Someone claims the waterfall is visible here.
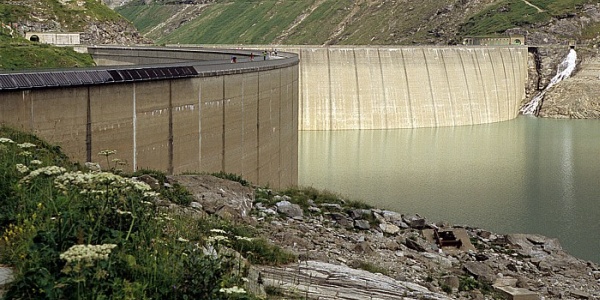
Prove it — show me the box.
[520,49,577,115]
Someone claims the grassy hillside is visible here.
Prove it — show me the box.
[0,32,95,71]
[118,0,600,45]
[460,0,596,35]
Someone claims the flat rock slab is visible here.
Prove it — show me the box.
[256,260,451,300]
[0,267,13,286]
[494,285,540,300]
[0,266,14,298]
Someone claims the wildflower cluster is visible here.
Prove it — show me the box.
[20,166,67,183]
[15,164,29,174]
[17,142,36,148]
[54,171,154,197]
[59,244,117,263]
[219,286,246,294]
[0,137,15,143]
[98,149,117,156]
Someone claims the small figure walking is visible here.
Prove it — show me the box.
[250,52,254,61]
[262,50,267,60]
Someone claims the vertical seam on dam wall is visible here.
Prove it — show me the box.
[473,51,491,121]
[508,49,520,113]
[400,49,414,127]
[458,50,475,124]
[198,84,202,170]
[133,83,137,171]
[327,49,333,130]
[86,87,92,162]
[222,76,226,171]
[168,81,174,175]
[353,49,361,129]
[256,71,261,185]
[27,91,33,130]
[439,50,456,126]
[499,50,511,119]
[377,49,388,128]
[422,48,439,126]
[488,51,501,119]
[278,68,283,188]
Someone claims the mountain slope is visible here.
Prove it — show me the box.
[117,0,600,45]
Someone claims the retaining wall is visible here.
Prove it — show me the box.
[0,47,299,189]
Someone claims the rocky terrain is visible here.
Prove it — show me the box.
[6,0,150,45]
[170,175,600,300]
[537,47,600,118]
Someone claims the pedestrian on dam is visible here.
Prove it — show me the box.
[250,52,254,61]
[263,50,267,60]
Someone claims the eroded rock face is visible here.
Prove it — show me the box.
[528,47,600,119]
[168,175,254,222]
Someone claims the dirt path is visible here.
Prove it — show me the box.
[521,0,544,13]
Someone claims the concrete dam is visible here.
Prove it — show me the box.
[0,47,299,189]
[286,46,528,130]
[0,45,528,188]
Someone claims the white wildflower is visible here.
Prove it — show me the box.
[209,229,227,234]
[59,244,117,263]
[177,237,189,242]
[0,137,14,143]
[207,235,228,243]
[115,209,132,216]
[19,151,32,157]
[17,142,36,148]
[16,164,29,174]
[98,149,117,156]
[235,236,253,242]
[143,191,160,198]
[219,286,246,294]
[30,160,42,165]
[20,166,67,183]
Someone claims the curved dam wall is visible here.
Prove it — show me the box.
[0,47,299,189]
[285,46,529,130]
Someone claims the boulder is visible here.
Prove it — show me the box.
[354,219,371,230]
[379,223,400,235]
[463,262,496,283]
[276,201,304,218]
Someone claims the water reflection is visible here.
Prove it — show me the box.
[299,116,600,263]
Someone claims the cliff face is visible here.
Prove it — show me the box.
[538,48,600,118]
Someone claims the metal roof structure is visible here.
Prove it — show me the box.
[0,66,198,91]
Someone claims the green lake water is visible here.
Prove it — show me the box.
[299,116,600,263]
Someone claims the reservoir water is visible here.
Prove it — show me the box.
[299,116,600,264]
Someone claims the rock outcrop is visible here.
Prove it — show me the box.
[179,177,600,299]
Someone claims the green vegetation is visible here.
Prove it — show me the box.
[155,0,315,44]
[0,126,294,299]
[117,3,185,34]
[459,0,595,36]
[0,4,29,23]
[0,31,95,71]
[256,186,373,214]
[119,0,599,45]
[352,260,389,276]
